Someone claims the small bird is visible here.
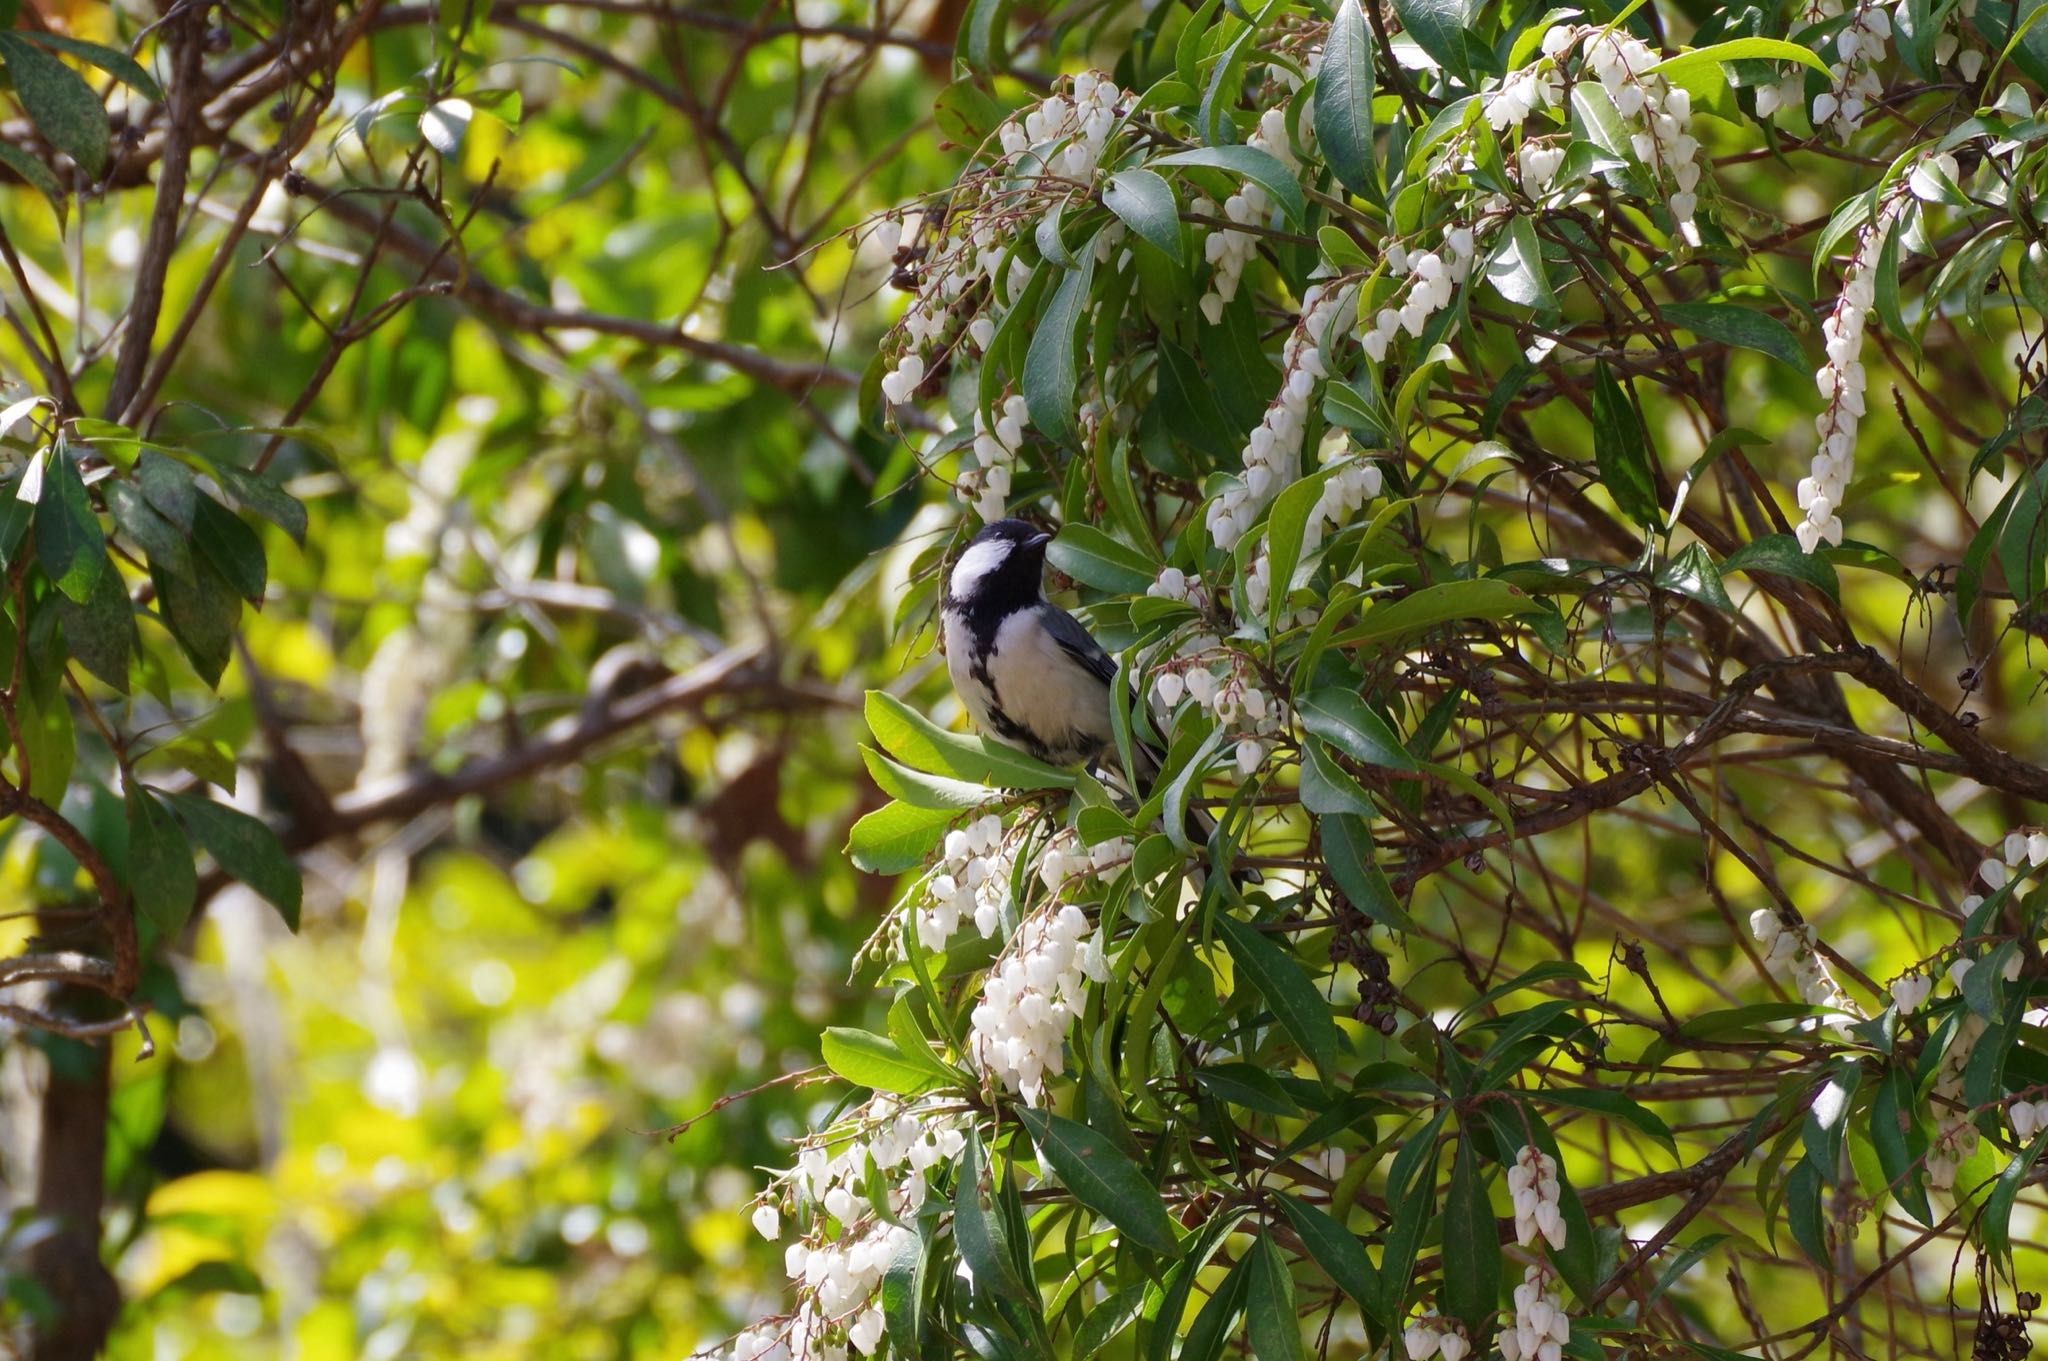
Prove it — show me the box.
[940,518,1118,769]
[939,519,1259,879]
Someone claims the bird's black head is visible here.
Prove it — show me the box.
[944,518,1052,615]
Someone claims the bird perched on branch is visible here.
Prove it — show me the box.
[939,518,1256,878]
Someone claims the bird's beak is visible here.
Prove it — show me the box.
[1027,532,1053,549]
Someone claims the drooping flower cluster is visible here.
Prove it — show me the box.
[1499,1264,1572,1361]
[1797,187,1908,551]
[1199,103,1313,325]
[1157,645,1287,778]
[1889,970,1933,1014]
[969,902,1110,1101]
[1146,565,1215,613]
[2009,1094,2048,1140]
[1748,908,1857,1013]
[879,72,1128,412]
[1508,1145,1566,1250]
[1566,26,1707,232]
[1038,833,1133,891]
[1484,60,1563,130]
[1209,281,1358,548]
[997,70,1125,180]
[914,814,1014,953]
[1403,1311,1472,1361]
[740,1097,971,1360]
[1362,230,1475,362]
[1809,0,1893,136]
[958,394,1028,522]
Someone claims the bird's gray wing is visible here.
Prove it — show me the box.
[1037,604,1118,686]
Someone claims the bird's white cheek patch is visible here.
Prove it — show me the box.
[950,539,1012,598]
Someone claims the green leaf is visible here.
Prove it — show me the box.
[1486,216,1557,312]
[1658,302,1805,371]
[880,1227,930,1351]
[127,785,196,938]
[860,745,996,811]
[1263,465,1344,631]
[1541,1088,1678,1154]
[1017,1107,1180,1255]
[35,447,104,604]
[1194,1061,1303,1116]
[1075,1283,1148,1357]
[1392,0,1474,79]
[1103,169,1183,265]
[1151,146,1307,227]
[934,77,1003,146]
[419,97,473,156]
[819,1027,948,1095]
[1245,1235,1305,1361]
[1341,579,1543,646]
[1654,541,1735,611]
[136,735,237,792]
[1870,1065,1933,1227]
[1274,1193,1383,1327]
[200,459,308,546]
[1299,735,1377,817]
[1591,361,1659,528]
[1214,911,1343,1080]
[864,691,1076,790]
[137,452,198,531]
[19,32,163,103]
[0,33,109,178]
[845,799,951,874]
[55,557,132,692]
[0,141,65,222]
[1297,688,1418,770]
[1441,1134,1502,1334]
[150,555,239,689]
[1322,813,1417,931]
[106,480,192,581]
[163,791,302,930]
[192,495,266,603]
[1721,533,1842,599]
[1158,342,1241,462]
[955,1129,1036,1305]
[1314,0,1377,198]
[1647,37,1835,77]
[1023,246,1098,446]
[1783,1156,1826,1265]
[1048,523,1155,594]
[1984,1126,2048,1265]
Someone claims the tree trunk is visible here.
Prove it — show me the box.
[29,1037,116,1361]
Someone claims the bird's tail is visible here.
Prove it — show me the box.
[1118,740,1263,885]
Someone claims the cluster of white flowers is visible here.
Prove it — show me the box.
[1403,1312,1471,1361]
[1797,186,1909,551]
[1146,565,1214,613]
[1485,60,1563,130]
[1308,459,1386,551]
[1933,30,1987,83]
[969,902,1110,1102]
[1747,909,1856,1012]
[1199,80,1316,324]
[740,1098,971,1360]
[1811,2,1893,136]
[1362,230,1475,362]
[1566,26,1706,233]
[1038,833,1133,891]
[1508,1145,1566,1250]
[958,394,1028,522]
[1499,1264,1572,1361]
[1209,281,1357,548]
[1889,970,1933,1014]
[1516,139,1568,199]
[1156,648,1286,777]
[880,72,1128,415]
[914,814,1014,953]
[997,71,1125,180]
[2009,1094,2048,1140]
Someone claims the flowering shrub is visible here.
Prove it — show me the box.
[739,0,2048,1355]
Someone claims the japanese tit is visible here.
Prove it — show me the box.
[938,518,1257,878]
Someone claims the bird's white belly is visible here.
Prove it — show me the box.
[984,610,1113,759]
[943,612,1002,732]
